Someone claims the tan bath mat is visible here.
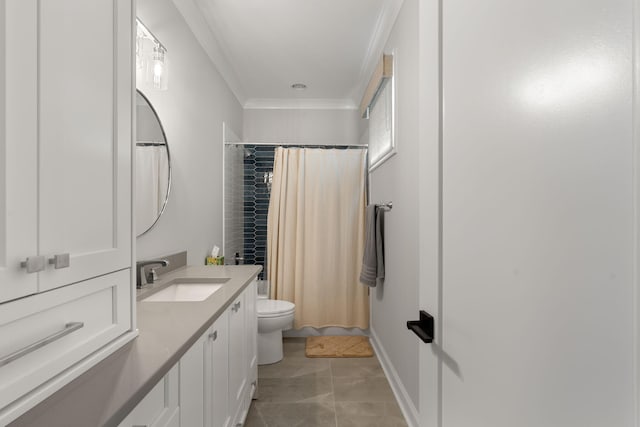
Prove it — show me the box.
[305,336,374,358]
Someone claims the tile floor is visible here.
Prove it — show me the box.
[245,338,408,427]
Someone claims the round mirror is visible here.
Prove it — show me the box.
[136,90,171,236]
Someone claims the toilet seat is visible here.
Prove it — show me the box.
[257,299,295,318]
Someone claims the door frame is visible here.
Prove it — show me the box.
[417,0,442,426]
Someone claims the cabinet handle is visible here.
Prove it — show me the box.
[0,322,84,367]
[20,256,45,274]
[48,253,70,269]
[209,330,218,341]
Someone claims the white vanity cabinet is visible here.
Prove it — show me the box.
[241,280,258,422]
[178,280,257,427]
[180,313,230,427]
[228,292,247,424]
[179,331,207,427]
[208,313,231,427]
[0,0,134,423]
[118,364,180,427]
[229,280,258,426]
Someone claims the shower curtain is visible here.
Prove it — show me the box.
[136,145,169,232]
[267,147,369,329]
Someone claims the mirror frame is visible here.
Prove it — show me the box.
[136,89,172,237]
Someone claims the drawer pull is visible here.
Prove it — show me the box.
[0,322,84,367]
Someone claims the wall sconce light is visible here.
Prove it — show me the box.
[136,18,168,91]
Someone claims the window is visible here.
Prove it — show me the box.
[361,53,396,171]
[368,76,395,171]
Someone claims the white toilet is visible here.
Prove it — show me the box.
[256,295,295,365]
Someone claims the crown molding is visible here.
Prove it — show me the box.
[172,0,401,111]
[351,0,404,103]
[243,98,358,110]
[171,0,247,105]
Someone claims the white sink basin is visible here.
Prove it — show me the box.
[143,281,227,302]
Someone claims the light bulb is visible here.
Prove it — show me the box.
[151,45,167,90]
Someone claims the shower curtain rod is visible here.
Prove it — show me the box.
[224,141,367,149]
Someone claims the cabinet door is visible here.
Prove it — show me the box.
[0,1,38,302]
[227,294,246,425]
[208,313,230,427]
[0,0,132,301]
[180,331,207,427]
[118,364,180,427]
[37,0,132,292]
[244,281,257,396]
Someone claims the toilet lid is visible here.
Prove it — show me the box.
[257,299,295,316]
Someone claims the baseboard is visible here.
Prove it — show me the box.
[370,328,419,427]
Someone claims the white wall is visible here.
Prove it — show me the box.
[136,0,243,264]
[368,0,420,414]
[243,108,360,145]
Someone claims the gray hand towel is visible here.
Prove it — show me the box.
[360,204,385,287]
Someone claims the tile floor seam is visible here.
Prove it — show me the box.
[246,338,408,427]
[329,360,338,427]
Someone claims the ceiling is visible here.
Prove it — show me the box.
[173,0,403,109]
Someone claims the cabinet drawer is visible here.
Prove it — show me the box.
[0,269,131,411]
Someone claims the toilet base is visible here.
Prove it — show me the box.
[258,329,284,365]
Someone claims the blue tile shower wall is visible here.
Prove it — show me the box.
[243,145,275,280]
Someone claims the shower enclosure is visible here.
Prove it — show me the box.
[224,143,275,280]
[224,137,364,282]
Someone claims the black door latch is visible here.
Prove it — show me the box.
[407,310,434,343]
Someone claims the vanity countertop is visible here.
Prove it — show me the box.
[10,264,262,427]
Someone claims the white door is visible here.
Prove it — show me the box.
[180,331,206,427]
[419,0,637,425]
[38,0,131,291]
[228,293,246,422]
[244,280,257,389]
[0,0,131,301]
[0,1,38,303]
[209,313,230,427]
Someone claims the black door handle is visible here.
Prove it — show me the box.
[407,310,434,343]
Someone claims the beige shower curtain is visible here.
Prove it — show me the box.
[267,147,369,329]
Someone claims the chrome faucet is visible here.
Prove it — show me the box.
[136,259,169,288]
